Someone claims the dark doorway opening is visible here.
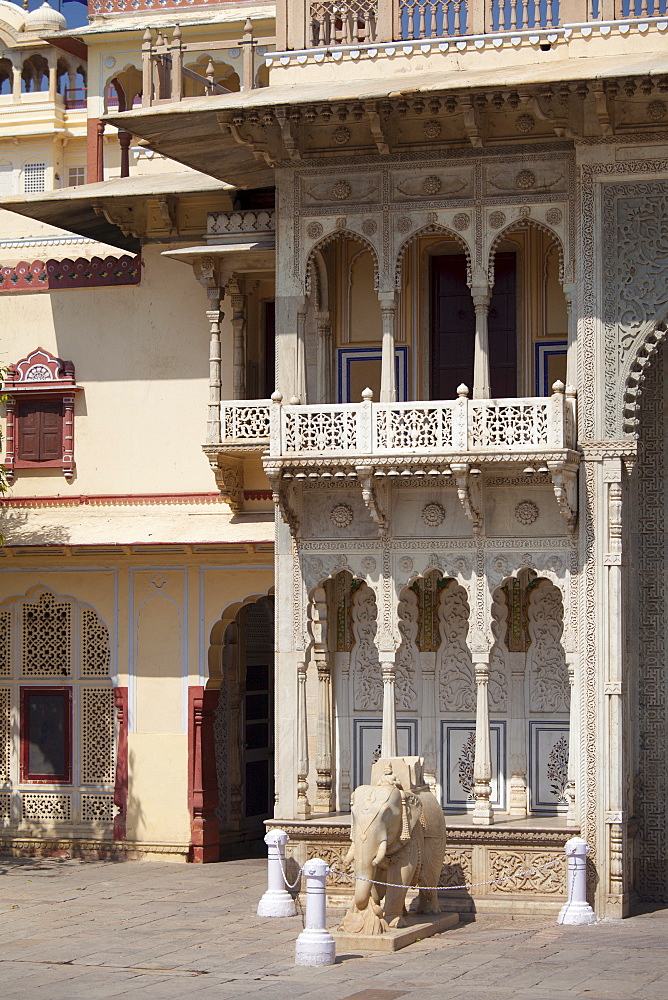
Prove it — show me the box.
[430,251,517,399]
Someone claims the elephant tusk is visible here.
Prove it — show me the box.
[372,840,387,867]
[343,844,354,867]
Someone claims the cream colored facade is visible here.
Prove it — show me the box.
[0,2,276,862]
[1,0,668,923]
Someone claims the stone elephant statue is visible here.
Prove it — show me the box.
[338,757,446,935]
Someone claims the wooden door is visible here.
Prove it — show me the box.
[431,254,475,400]
[430,252,517,399]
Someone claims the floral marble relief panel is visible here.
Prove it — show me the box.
[351,584,381,711]
[436,580,474,713]
[527,580,569,714]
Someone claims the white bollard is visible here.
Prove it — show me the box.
[294,857,336,967]
[257,829,298,917]
[557,836,596,925]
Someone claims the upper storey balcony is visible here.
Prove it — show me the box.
[272,0,668,84]
[215,385,578,532]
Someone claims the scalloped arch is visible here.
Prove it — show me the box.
[487,217,565,286]
[207,588,274,686]
[305,229,379,295]
[306,565,366,605]
[395,224,472,290]
[621,314,668,437]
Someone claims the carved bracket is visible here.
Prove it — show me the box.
[274,108,302,162]
[355,464,386,535]
[365,103,390,156]
[450,462,482,534]
[206,452,243,512]
[547,461,578,531]
[219,112,275,166]
[265,464,299,536]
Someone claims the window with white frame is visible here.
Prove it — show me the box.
[67,166,85,187]
[23,162,45,194]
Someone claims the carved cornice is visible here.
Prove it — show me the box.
[264,450,581,476]
[268,819,575,847]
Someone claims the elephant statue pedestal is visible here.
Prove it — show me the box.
[335,756,458,950]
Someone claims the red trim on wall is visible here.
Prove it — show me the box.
[20,686,72,784]
[113,687,128,841]
[188,686,220,863]
[0,492,224,508]
[244,490,273,500]
[0,256,141,293]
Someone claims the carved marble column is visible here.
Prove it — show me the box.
[296,659,311,819]
[472,656,494,825]
[229,276,247,400]
[315,310,333,404]
[378,291,397,403]
[565,658,578,826]
[312,587,334,811]
[380,658,397,758]
[508,652,528,817]
[471,287,491,399]
[206,300,223,444]
[603,458,629,916]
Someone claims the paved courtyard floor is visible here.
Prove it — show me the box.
[0,854,666,1000]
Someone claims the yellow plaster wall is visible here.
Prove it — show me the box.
[0,243,218,497]
[126,732,190,845]
[0,555,274,849]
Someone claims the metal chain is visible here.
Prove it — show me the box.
[327,855,563,892]
[277,853,304,890]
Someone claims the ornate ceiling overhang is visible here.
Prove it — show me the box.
[106,50,668,178]
[0,172,235,252]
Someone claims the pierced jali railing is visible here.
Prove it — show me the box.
[310,0,379,46]
[263,383,575,458]
[222,400,272,444]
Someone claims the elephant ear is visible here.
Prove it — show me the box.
[400,791,423,843]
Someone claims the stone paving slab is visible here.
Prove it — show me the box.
[1,855,667,999]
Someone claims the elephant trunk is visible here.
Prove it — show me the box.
[354,859,375,911]
[372,839,387,867]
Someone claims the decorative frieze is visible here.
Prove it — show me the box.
[0,256,141,293]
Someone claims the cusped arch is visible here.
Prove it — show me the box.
[401,567,473,615]
[306,565,366,606]
[305,229,379,295]
[395,224,473,290]
[487,217,565,286]
[207,587,274,686]
[621,314,667,437]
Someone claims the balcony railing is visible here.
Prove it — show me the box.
[220,383,576,458]
[283,0,667,49]
[208,210,276,238]
[222,400,272,446]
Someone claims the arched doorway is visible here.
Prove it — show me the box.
[212,594,275,850]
